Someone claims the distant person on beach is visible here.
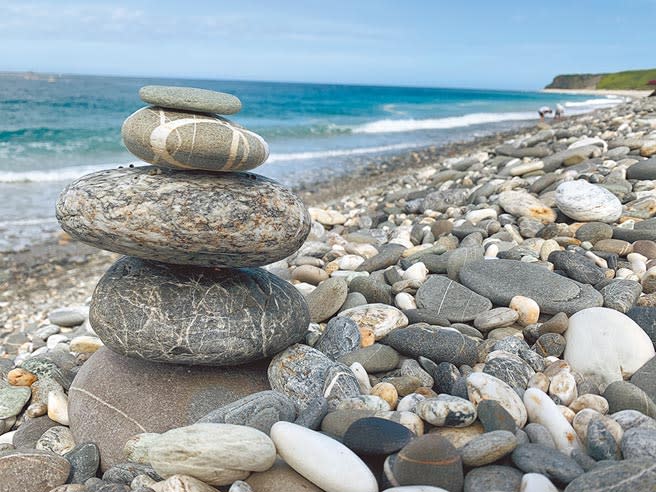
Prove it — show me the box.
[555,103,565,120]
[538,106,552,121]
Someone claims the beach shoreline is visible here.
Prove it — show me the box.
[542,88,653,98]
[0,99,639,338]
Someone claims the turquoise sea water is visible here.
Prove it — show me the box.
[0,73,625,251]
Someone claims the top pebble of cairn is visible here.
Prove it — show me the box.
[139,85,242,114]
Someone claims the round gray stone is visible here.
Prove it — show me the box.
[548,251,606,285]
[122,107,267,171]
[461,430,518,467]
[415,275,492,322]
[314,317,360,360]
[477,399,518,433]
[483,356,534,391]
[459,259,603,315]
[64,443,100,484]
[587,418,621,461]
[565,458,656,492]
[68,348,270,471]
[306,277,348,323]
[337,343,401,373]
[90,257,309,366]
[56,168,310,267]
[196,390,296,434]
[0,449,70,492]
[621,427,656,459]
[383,325,479,366]
[463,465,523,492]
[138,85,242,114]
[603,381,656,418]
[511,443,584,485]
[627,158,656,180]
[524,423,556,448]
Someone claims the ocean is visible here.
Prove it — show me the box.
[0,72,625,252]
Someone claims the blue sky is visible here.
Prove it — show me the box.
[0,0,653,89]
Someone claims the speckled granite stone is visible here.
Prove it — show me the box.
[89,257,309,365]
[122,106,266,171]
[56,168,311,267]
[138,86,242,114]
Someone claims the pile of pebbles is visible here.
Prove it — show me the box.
[2,94,656,492]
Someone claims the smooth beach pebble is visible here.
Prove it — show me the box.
[90,257,309,366]
[56,168,310,267]
[342,417,415,455]
[460,430,518,466]
[270,422,378,492]
[466,372,527,428]
[138,85,242,114]
[523,388,581,454]
[415,395,477,427]
[337,303,408,340]
[555,180,623,223]
[509,295,540,326]
[122,106,267,171]
[148,423,276,486]
[0,450,71,492]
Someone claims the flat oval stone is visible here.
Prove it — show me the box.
[565,458,656,492]
[122,107,267,171]
[90,257,309,365]
[138,85,242,114]
[196,390,296,434]
[68,348,270,471]
[148,423,276,486]
[511,443,584,485]
[393,434,463,490]
[459,259,603,315]
[56,168,310,267]
[270,422,378,492]
[466,372,527,428]
[415,395,477,427]
[460,430,518,467]
[415,275,492,322]
[0,449,70,492]
[555,180,622,223]
[343,417,414,455]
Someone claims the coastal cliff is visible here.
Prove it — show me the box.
[546,68,656,90]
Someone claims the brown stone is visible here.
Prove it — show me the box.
[594,239,633,256]
[7,368,37,386]
[633,240,656,259]
[68,348,269,471]
[246,458,323,491]
[0,450,70,492]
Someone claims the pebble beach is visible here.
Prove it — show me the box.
[2,89,656,492]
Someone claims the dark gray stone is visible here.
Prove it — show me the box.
[314,317,360,360]
[102,463,160,484]
[138,85,242,114]
[322,363,362,410]
[356,244,406,273]
[415,275,492,322]
[447,246,484,280]
[459,259,603,315]
[122,106,267,171]
[349,276,393,305]
[196,390,295,433]
[68,348,270,471]
[268,344,337,412]
[621,427,656,459]
[626,307,656,345]
[483,357,534,391]
[548,251,606,285]
[0,449,70,492]
[403,309,451,326]
[427,360,460,394]
[575,222,613,244]
[512,443,584,484]
[533,333,567,358]
[565,458,656,492]
[463,465,523,492]
[343,417,414,455]
[627,157,656,180]
[420,188,470,213]
[65,443,100,484]
[630,357,656,403]
[90,257,309,366]
[294,396,329,430]
[525,423,556,448]
[477,399,518,432]
[56,168,310,267]
[47,307,87,327]
[603,381,656,418]
[599,279,642,313]
[12,416,58,449]
[337,344,400,373]
[587,418,621,461]
[493,337,530,355]
[518,348,546,372]
[383,325,479,366]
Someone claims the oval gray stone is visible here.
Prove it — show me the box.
[314,317,360,360]
[464,465,523,492]
[0,449,70,492]
[68,348,270,471]
[56,168,310,267]
[461,430,518,467]
[196,390,296,434]
[416,275,492,322]
[459,259,603,315]
[565,458,656,492]
[621,427,656,459]
[122,107,267,171]
[511,443,584,484]
[383,325,479,366]
[90,257,309,365]
[138,85,242,114]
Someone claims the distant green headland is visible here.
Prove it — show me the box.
[546,68,656,90]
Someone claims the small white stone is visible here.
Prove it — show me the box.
[467,373,527,428]
[523,388,581,454]
[415,395,477,427]
[564,307,656,390]
[337,303,408,340]
[349,363,372,394]
[46,334,69,350]
[403,262,428,283]
[308,207,347,226]
[520,473,559,492]
[397,393,426,413]
[336,255,365,271]
[466,208,497,224]
[484,243,499,258]
[336,395,391,412]
[549,370,578,406]
[527,373,550,393]
[473,308,519,332]
[47,390,69,426]
[569,394,609,415]
[69,335,103,353]
[295,282,316,295]
[271,422,378,492]
[555,180,622,223]
[229,480,253,492]
[35,426,75,455]
[394,293,416,311]
[498,190,557,222]
[0,430,16,444]
[509,296,540,326]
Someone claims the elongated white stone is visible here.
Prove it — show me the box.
[523,388,581,454]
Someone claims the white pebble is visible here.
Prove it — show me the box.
[395,293,416,310]
[47,390,69,426]
[548,370,578,406]
[403,262,428,283]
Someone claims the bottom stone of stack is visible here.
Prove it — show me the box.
[67,347,270,471]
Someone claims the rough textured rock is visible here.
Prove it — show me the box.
[68,348,270,471]
[459,259,603,315]
[565,458,656,492]
[415,275,492,322]
[122,106,267,171]
[0,449,70,492]
[90,257,309,365]
[511,443,584,485]
[138,85,242,114]
[383,325,479,366]
[56,168,310,267]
